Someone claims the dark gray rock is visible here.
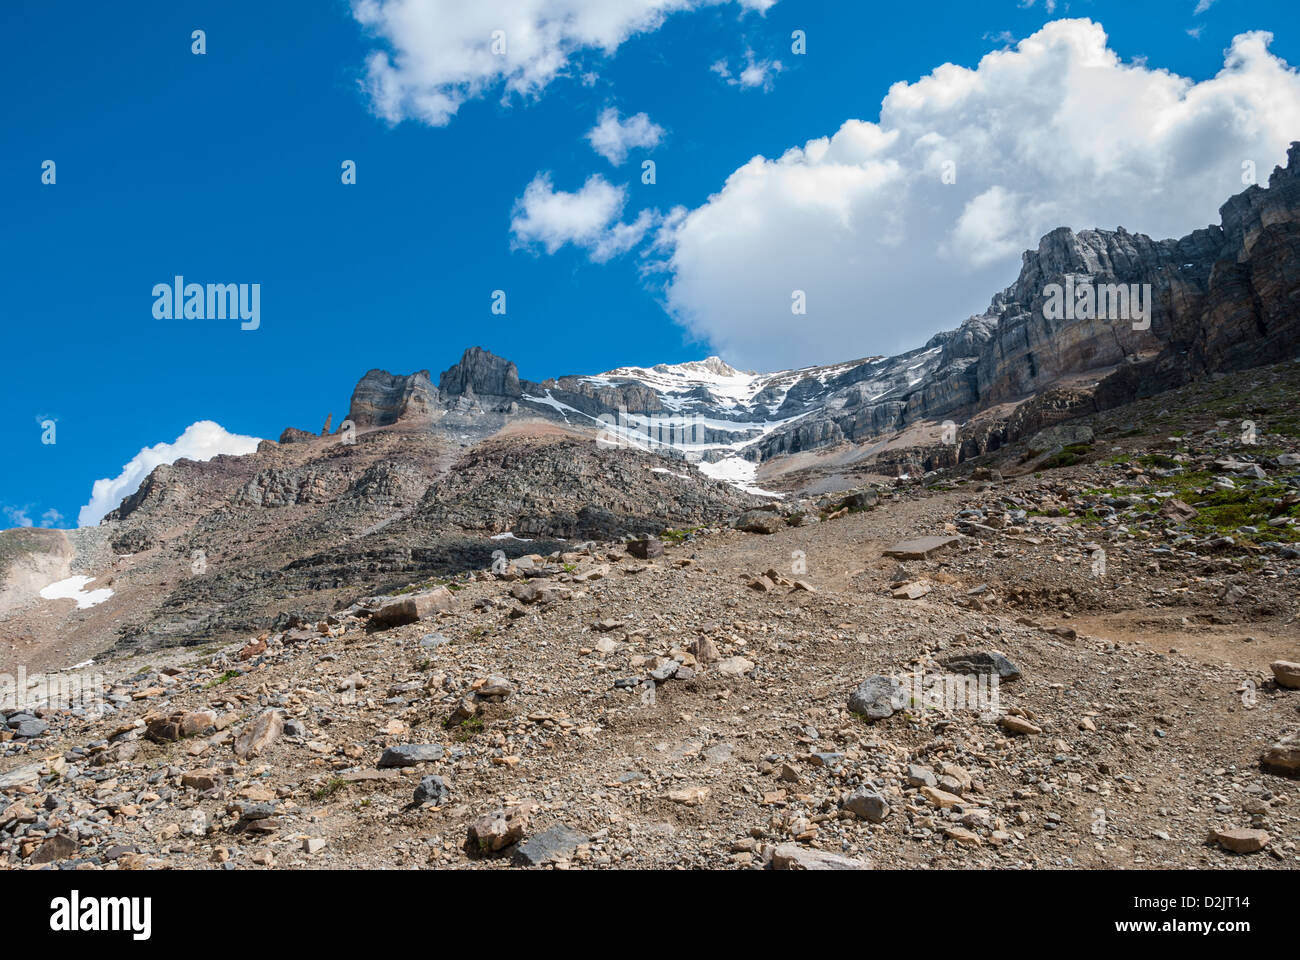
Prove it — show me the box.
[413,775,450,806]
[938,651,1022,681]
[847,674,904,721]
[513,825,587,866]
[379,744,445,768]
[12,719,49,738]
[627,538,664,559]
[843,787,891,822]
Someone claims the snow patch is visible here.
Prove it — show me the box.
[697,457,784,498]
[39,576,114,609]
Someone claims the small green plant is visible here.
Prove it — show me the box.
[204,670,239,688]
[446,715,484,741]
[312,778,347,801]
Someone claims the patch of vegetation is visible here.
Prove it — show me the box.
[1041,443,1094,469]
[1184,484,1300,543]
[312,778,347,801]
[661,527,701,545]
[204,670,239,688]
[447,715,485,741]
[1135,453,1179,470]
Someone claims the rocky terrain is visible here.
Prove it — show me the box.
[1,353,1298,870]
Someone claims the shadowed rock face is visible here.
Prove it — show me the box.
[438,345,522,404]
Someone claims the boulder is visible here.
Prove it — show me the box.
[370,587,453,627]
[847,675,903,722]
[939,651,1022,681]
[735,510,784,534]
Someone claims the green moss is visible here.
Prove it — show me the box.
[1042,443,1093,469]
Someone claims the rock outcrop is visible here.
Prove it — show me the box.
[347,369,438,427]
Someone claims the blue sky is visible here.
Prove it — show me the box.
[2,0,1299,530]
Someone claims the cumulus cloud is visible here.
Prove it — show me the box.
[656,20,1300,370]
[78,421,261,528]
[510,173,658,261]
[351,0,777,126]
[586,107,664,164]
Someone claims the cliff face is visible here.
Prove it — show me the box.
[347,369,438,427]
[437,345,522,404]
[754,142,1300,463]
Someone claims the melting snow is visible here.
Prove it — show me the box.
[697,458,783,498]
[39,576,114,609]
[489,532,532,542]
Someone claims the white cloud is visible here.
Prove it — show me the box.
[711,50,784,90]
[78,421,261,527]
[3,506,32,529]
[510,173,657,261]
[1194,0,1218,15]
[1,505,65,530]
[655,20,1300,370]
[351,0,777,126]
[586,107,664,164]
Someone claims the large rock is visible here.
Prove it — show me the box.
[842,787,891,823]
[146,710,217,743]
[1270,661,1300,689]
[370,588,453,627]
[771,843,868,870]
[513,825,587,866]
[626,538,664,560]
[378,744,445,768]
[1210,828,1269,854]
[233,710,283,759]
[413,775,451,806]
[467,804,532,853]
[938,651,1022,681]
[847,675,904,721]
[1262,736,1300,776]
[0,764,43,791]
[883,536,961,560]
[735,510,785,534]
